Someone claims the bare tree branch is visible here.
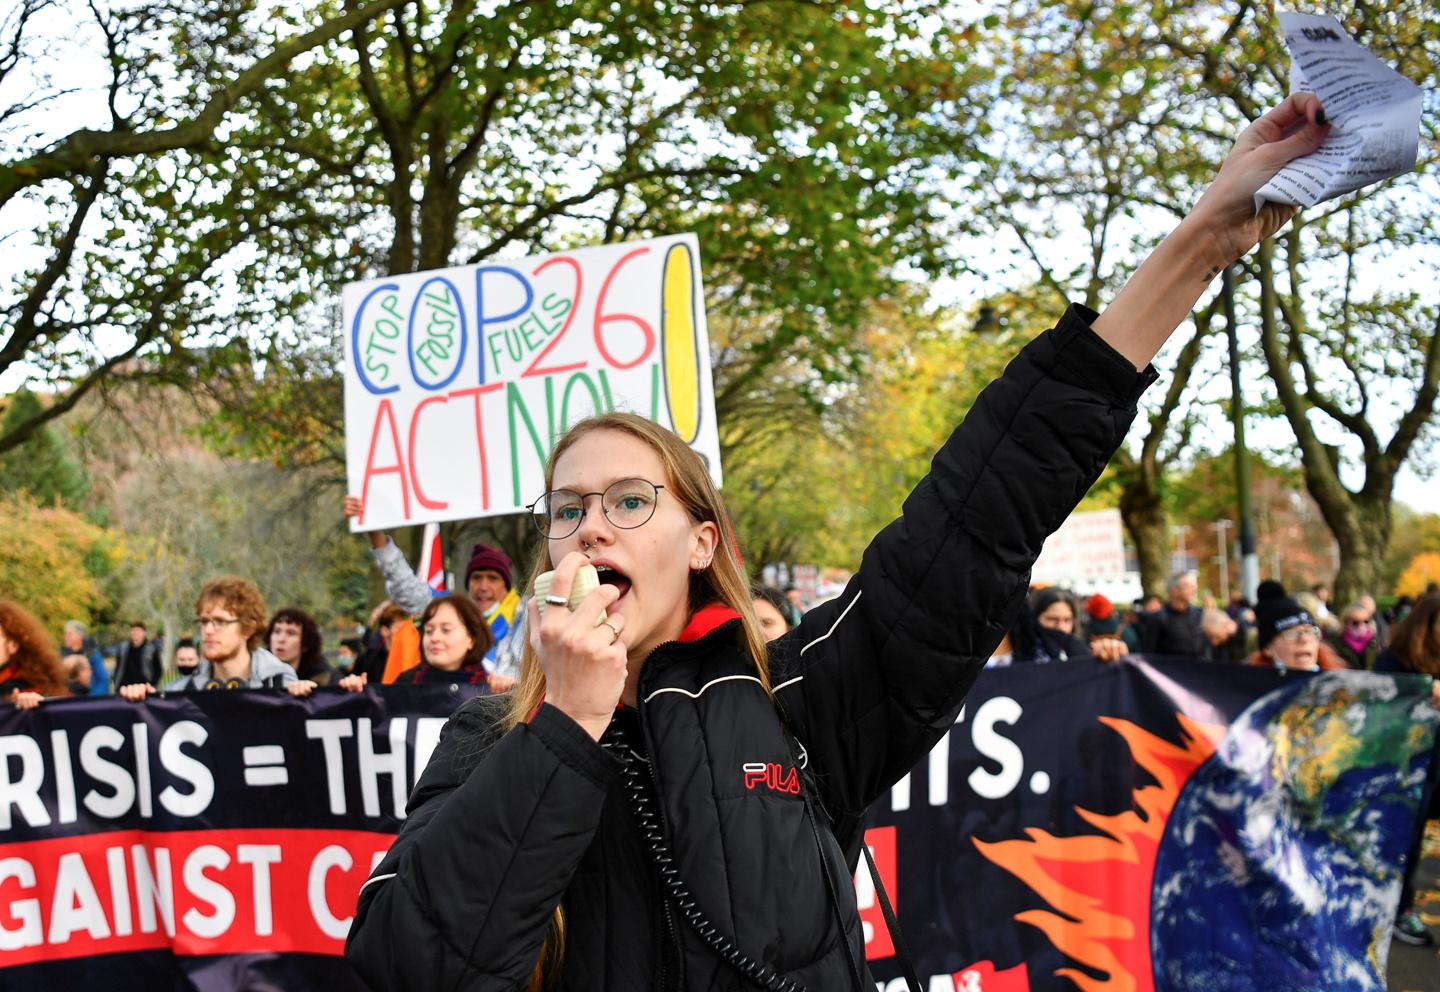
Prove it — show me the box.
[0,337,144,455]
[464,165,744,264]
[1380,308,1440,481]
[1273,289,1379,456]
[1006,220,1071,309]
[0,159,110,376]
[0,0,407,208]
[1140,297,1213,474]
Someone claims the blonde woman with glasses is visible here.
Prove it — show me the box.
[348,93,1331,992]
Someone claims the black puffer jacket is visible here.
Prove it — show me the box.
[344,306,1154,991]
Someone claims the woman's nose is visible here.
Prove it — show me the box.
[574,496,612,547]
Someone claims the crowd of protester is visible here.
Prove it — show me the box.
[978,571,1435,676]
[2,562,1432,703]
[3,540,1438,947]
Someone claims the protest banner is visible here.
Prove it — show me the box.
[0,685,480,990]
[342,234,721,532]
[0,664,1431,990]
[1030,508,1138,600]
[863,660,1437,992]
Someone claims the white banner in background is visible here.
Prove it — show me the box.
[1031,508,1129,588]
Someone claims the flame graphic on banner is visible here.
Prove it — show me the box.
[974,714,1224,992]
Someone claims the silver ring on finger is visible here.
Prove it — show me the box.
[544,594,568,607]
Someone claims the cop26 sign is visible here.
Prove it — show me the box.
[343,234,721,531]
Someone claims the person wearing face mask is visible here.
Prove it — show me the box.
[1002,589,1126,665]
[173,639,202,678]
[1008,588,1087,663]
[347,92,1333,992]
[1326,602,1380,670]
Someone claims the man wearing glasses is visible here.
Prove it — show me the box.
[118,577,297,699]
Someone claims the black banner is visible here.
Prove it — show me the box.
[0,685,481,989]
[1,660,1432,991]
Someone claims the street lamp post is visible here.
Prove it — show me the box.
[1215,518,1232,604]
[1223,266,1260,602]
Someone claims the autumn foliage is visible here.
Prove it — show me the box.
[0,495,121,636]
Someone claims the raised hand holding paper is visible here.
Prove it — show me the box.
[1255,12,1422,210]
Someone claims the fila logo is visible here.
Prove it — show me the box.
[742,762,800,795]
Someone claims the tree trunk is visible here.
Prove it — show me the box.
[1120,476,1169,598]
[1332,493,1392,605]
[1253,240,1407,610]
[160,608,182,680]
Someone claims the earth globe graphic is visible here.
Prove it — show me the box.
[1150,670,1436,992]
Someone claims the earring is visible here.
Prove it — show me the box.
[694,558,712,571]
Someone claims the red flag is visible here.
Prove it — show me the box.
[417,523,446,593]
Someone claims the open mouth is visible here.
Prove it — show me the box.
[594,563,633,602]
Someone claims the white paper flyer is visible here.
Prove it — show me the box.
[1254,12,1422,210]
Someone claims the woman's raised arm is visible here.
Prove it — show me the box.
[1093,92,1329,369]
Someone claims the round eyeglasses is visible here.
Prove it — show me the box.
[1276,624,1322,643]
[527,479,666,539]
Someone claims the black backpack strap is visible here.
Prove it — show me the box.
[861,841,923,992]
[785,729,923,992]
[799,787,868,990]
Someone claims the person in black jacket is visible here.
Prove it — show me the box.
[112,620,162,688]
[346,93,1332,991]
[1137,571,1207,657]
[1006,588,1089,663]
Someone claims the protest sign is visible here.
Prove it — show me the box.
[1255,12,1422,210]
[342,234,721,532]
[1031,509,1131,589]
[1,665,1430,990]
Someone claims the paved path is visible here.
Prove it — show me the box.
[1389,824,1440,991]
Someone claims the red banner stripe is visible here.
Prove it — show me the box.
[0,827,396,966]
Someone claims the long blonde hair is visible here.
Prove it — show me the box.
[507,412,773,989]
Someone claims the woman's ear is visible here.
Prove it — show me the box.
[691,520,720,571]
